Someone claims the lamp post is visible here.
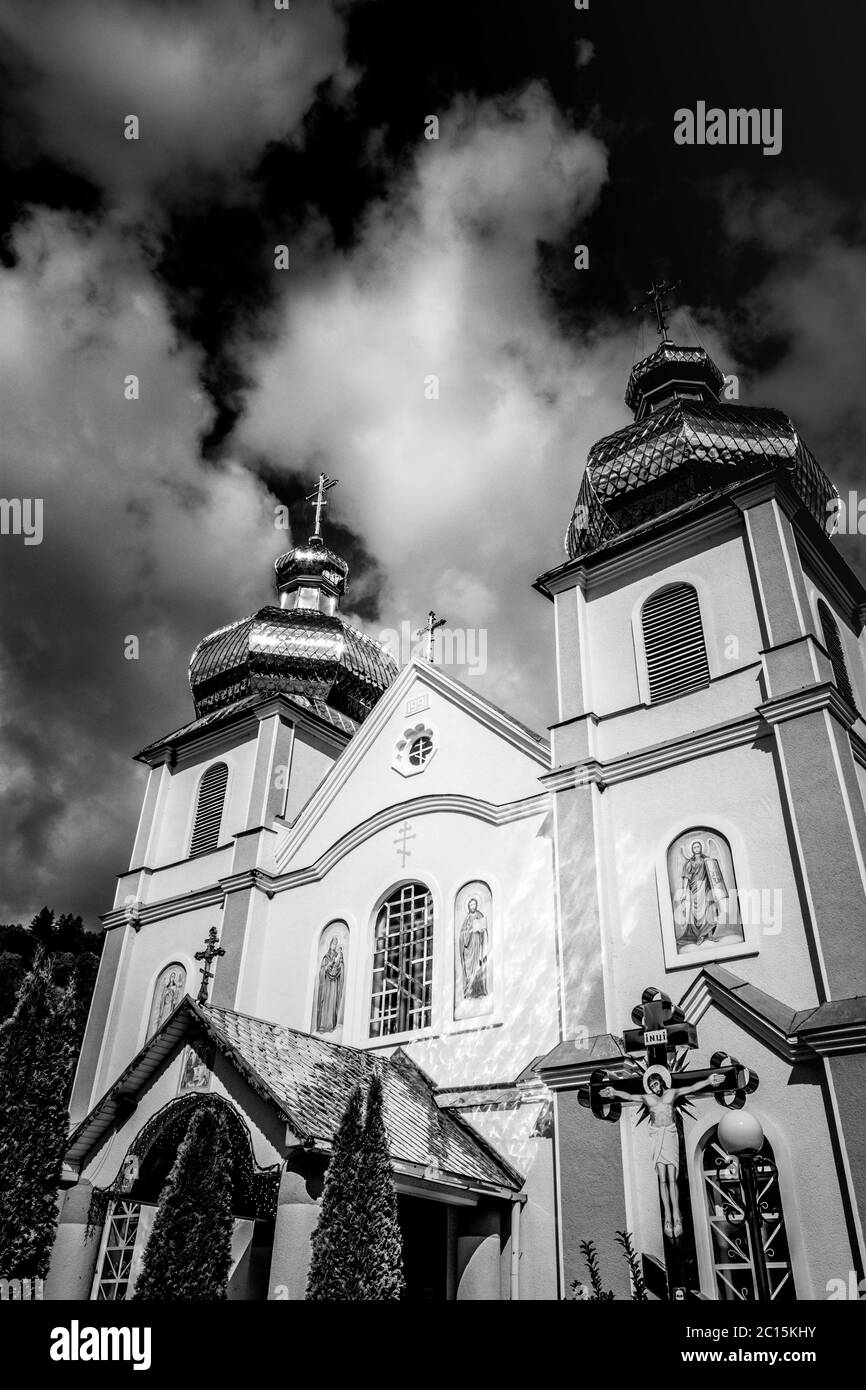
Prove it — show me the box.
[717,1109,771,1302]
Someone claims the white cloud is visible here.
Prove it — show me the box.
[0,0,353,210]
[236,84,626,721]
[0,208,282,918]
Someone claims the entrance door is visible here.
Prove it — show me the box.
[398,1196,449,1300]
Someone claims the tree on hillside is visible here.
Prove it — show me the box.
[0,907,101,1023]
[132,1104,235,1301]
[0,954,76,1278]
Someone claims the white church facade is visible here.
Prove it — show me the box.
[48,334,866,1301]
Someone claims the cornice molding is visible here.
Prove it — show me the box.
[542,713,765,792]
[101,791,551,926]
[272,790,551,885]
[757,681,857,730]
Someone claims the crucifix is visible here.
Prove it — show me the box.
[415,610,447,663]
[630,276,682,343]
[579,985,758,1297]
[306,472,338,538]
[195,926,225,1005]
[394,820,416,868]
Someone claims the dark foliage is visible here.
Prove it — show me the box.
[0,953,84,1278]
[132,1104,234,1301]
[306,1074,405,1300]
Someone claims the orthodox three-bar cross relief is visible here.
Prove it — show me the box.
[579,986,758,1291]
[415,609,447,663]
[306,471,338,538]
[194,926,225,1004]
[630,276,683,343]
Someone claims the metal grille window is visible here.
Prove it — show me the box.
[409,734,433,767]
[189,762,228,856]
[370,883,434,1038]
[641,582,710,703]
[818,601,856,708]
[94,1201,145,1300]
[701,1130,795,1302]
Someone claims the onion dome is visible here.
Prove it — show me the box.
[566,341,836,559]
[189,533,397,724]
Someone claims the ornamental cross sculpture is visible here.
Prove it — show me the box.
[415,610,447,663]
[630,276,682,343]
[195,926,225,1005]
[306,472,338,538]
[578,985,758,1267]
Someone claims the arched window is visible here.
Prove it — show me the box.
[700,1126,795,1301]
[189,762,228,856]
[818,600,855,707]
[641,582,710,703]
[370,883,434,1038]
[146,962,186,1037]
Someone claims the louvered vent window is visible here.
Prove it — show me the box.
[189,762,228,856]
[642,583,710,703]
[818,601,856,707]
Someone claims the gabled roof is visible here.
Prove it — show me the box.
[536,965,866,1085]
[274,656,549,871]
[135,690,357,765]
[681,965,866,1060]
[66,998,522,1193]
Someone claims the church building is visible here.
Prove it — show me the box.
[47,316,866,1301]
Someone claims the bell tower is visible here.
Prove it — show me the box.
[536,315,866,1296]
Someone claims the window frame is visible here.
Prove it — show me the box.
[639,580,711,705]
[188,761,229,858]
[369,881,435,1040]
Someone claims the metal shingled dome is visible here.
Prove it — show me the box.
[566,344,837,559]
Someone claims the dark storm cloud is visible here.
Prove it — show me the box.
[0,0,864,929]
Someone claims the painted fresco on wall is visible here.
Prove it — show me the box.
[454,880,493,1021]
[147,962,186,1037]
[311,922,349,1039]
[178,1038,214,1094]
[667,829,744,954]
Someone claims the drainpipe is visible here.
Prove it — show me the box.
[510,1200,521,1301]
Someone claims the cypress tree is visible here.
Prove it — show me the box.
[132,1103,234,1300]
[0,953,73,1278]
[356,1074,404,1300]
[306,1083,365,1300]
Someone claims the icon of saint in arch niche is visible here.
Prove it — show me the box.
[667,828,744,954]
[454,881,493,1021]
[312,922,348,1039]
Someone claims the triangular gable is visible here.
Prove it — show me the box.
[273,657,549,873]
[679,966,866,1062]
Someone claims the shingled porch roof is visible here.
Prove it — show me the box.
[65,998,523,1194]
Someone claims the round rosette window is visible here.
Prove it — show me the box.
[392,722,438,777]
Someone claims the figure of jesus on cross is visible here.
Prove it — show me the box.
[601,1064,725,1241]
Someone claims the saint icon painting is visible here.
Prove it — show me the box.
[312,922,348,1038]
[146,963,186,1038]
[454,881,492,1021]
[667,829,744,954]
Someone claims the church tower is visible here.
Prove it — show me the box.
[53,476,560,1302]
[69,489,398,1125]
[537,307,866,1300]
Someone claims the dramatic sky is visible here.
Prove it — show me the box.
[1,0,864,926]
